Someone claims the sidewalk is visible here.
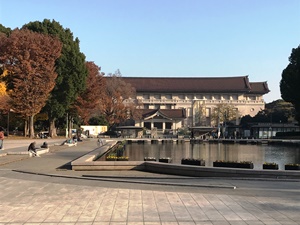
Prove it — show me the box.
[0,138,299,224]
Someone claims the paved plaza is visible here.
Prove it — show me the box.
[0,138,299,225]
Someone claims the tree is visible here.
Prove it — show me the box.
[0,68,10,111]
[280,45,300,124]
[0,24,11,36]
[88,115,108,126]
[101,70,140,130]
[0,24,11,113]
[266,99,295,123]
[73,61,105,125]
[23,19,88,137]
[0,29,62,138]
[211,103,239,126]
[240,99,295,127]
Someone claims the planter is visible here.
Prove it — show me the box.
[285,165,300,170]
[144,157,156,161]
[213,161,254,169]
[106,158,116,161]
[181,159,205,166]
[106,157,129,161]
[159,158,172,163]
[117,158,129,161]
[263,164,279,170]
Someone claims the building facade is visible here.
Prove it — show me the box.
[121,76,270,133]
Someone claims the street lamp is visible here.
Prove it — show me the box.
[7,109,9,137]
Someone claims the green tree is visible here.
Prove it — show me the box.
[280,45,300,124]
[0,24,11,36]
[23,19,88,137]
[266,99,295,123]
[240,99,295,128]
[88,115,108,126]
[0,29,62,138]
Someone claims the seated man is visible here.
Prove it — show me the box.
[28,141,40,157]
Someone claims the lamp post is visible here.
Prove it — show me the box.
[7,109,9,137]
[66,113,68,138]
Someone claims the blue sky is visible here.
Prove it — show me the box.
[1,0,299,103]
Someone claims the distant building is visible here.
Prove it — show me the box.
[105,76,269,136]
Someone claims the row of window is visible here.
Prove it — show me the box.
[139,94,258,101]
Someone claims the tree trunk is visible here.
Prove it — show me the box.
[68,117,73,139]
[29,115,35,138]
[24,118,28,137]
[49,119,57,137]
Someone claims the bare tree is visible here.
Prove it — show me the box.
[101,70,140,130]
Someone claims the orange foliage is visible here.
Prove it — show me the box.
[74,61,105,124]
[0,29,62,116]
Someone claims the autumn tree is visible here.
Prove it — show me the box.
[0,25,11,113]
[23,19,88,137]
[0,29,62,138]
[0,67,10,112]
[73,61,105,125]
[102,70,140,130]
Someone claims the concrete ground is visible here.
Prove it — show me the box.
[0,138,299,225]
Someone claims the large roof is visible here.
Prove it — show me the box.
[141,108,186,119]
[117,76,269,94]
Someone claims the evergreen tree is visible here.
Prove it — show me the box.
[280,45,300,124]
[0,24,11,36]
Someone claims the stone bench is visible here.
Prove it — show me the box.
[28,148,49,157]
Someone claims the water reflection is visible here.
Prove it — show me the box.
[125,142,300,170]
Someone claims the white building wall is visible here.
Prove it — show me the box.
[137,91,265,128]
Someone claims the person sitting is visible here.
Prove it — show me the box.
[28,141,40,157]
[40,141,48,148]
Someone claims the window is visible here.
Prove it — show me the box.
[143,94,149,99]
[195,94,202,99]
[154,94,161,100]
[178,94,185,100]
[165,94,172,99]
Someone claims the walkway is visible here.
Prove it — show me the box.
[0,138,299,224]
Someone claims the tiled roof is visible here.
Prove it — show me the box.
[249,82,270,94]
[120,76,253,93]
[141,108,186,119]
[104,76,270,94]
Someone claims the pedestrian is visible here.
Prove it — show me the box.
[0,130,4,150]
[28,141,40,157]
[97,138,104,146]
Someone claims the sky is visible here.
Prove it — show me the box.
[0,0,300,103]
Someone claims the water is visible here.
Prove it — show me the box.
[123,142,300,170]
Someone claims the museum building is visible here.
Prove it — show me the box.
[121,76,270,134]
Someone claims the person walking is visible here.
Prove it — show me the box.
[0,130,4,150]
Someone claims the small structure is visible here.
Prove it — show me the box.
[135,108,186,138]
[116,126,143,138]
[250,123,300,139]
[80,125,107,137]
[190,126,215,139]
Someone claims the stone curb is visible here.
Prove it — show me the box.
[12,169,237,189]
